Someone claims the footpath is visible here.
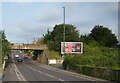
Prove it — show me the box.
[0,71,3,83]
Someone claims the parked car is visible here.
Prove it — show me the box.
[17,58,23,62]
[24,55,29,59]
[20,51,22,53]
[15,55,19,58]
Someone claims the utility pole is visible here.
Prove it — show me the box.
[63,7,65,58]
[0,31,2,67]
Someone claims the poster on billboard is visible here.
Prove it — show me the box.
[61,42,83,54]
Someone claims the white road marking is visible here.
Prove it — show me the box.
[45,74,54,78]
[25,64,44,74]
[14,68,22,81]
[38,71,43,74]
[25,61,104,82]
[24,63,64,81]
[12,53,28,82]
[35,64,105,81]
[58,79,64,81]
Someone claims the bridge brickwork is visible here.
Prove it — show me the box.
[11,44,48,50]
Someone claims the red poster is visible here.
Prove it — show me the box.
[77,46,80,50]
[68,43,72,52]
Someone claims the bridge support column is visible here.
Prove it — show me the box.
[37,51,48,65]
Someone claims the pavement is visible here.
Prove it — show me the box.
[0,72,3,82]
[2,62,20,81]
[51,65,63,69]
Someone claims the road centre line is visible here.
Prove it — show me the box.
[59,79,65,81]
[45,74,54,78]
[38,70,43,73]
[24,63,95,82]
[33,63,105,81]
[30,62,94,81]
[23,60,102,82]
[24,64,44,74]
[47,68,95,81]
[24,63,65,81]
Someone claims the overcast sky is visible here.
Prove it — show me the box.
[1,1,119,43]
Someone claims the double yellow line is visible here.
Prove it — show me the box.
[12,53,28,83]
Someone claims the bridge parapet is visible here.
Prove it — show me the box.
[11,44,48,50]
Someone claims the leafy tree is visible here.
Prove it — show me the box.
[42,29,51,44]
[89,25,118,47]
[80,34,95,45]
[118,44,120,67]
[0,31,11,62]
[23,50,34,56]
[43,24,80,51]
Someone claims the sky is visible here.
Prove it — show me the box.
[1,0,119,43]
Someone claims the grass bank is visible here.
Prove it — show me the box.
[46,50,63,60]
[63,44,119,82]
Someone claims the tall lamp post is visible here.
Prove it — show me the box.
[0,31,2,68]
[63,7,65,58]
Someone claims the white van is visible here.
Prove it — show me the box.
[15,55,19,58]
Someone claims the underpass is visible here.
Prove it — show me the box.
[11,43,48,64]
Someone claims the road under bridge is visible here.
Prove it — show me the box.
[10,43,48,64]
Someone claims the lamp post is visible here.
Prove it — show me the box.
[0,31,2,67]
[63,7,65,57]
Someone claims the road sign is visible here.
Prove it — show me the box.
[49,59,56,64]
[61,42,83,54]
[24,47,27,49]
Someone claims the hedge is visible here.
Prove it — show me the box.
[63,62,120,82]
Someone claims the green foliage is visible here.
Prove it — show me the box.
[63,43,119,68]
[32,50,39,60]
[1,31,11,62]
[43,24,80,51]
[119,45,120,67]
[63,51,119,82]
[47,51,62,59]
[66,65,120,82]
[89,25,118,47]
[80,25,118,47]
[23,50,34,56]
[80,34,95,44]
[63,37,119,81]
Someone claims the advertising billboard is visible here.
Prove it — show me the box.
[61,42,83,54]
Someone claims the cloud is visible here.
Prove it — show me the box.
[2,0,34,2]
[0,2,2,30]
[5,22,55,43]
[2,0,120,2]
[2,2,118,43]
[34,7,61,24]
[63,2,118,35]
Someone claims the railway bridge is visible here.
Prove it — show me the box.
[10,43,48,64]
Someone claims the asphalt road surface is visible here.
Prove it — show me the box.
[2,50,107,83]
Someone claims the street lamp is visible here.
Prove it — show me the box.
[0,31,2,67]
[63,7,65,58]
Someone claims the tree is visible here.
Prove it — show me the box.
[80,34,95,45]
[1,31,11,62]
[43,24,80,51]
[89,25,118,47]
